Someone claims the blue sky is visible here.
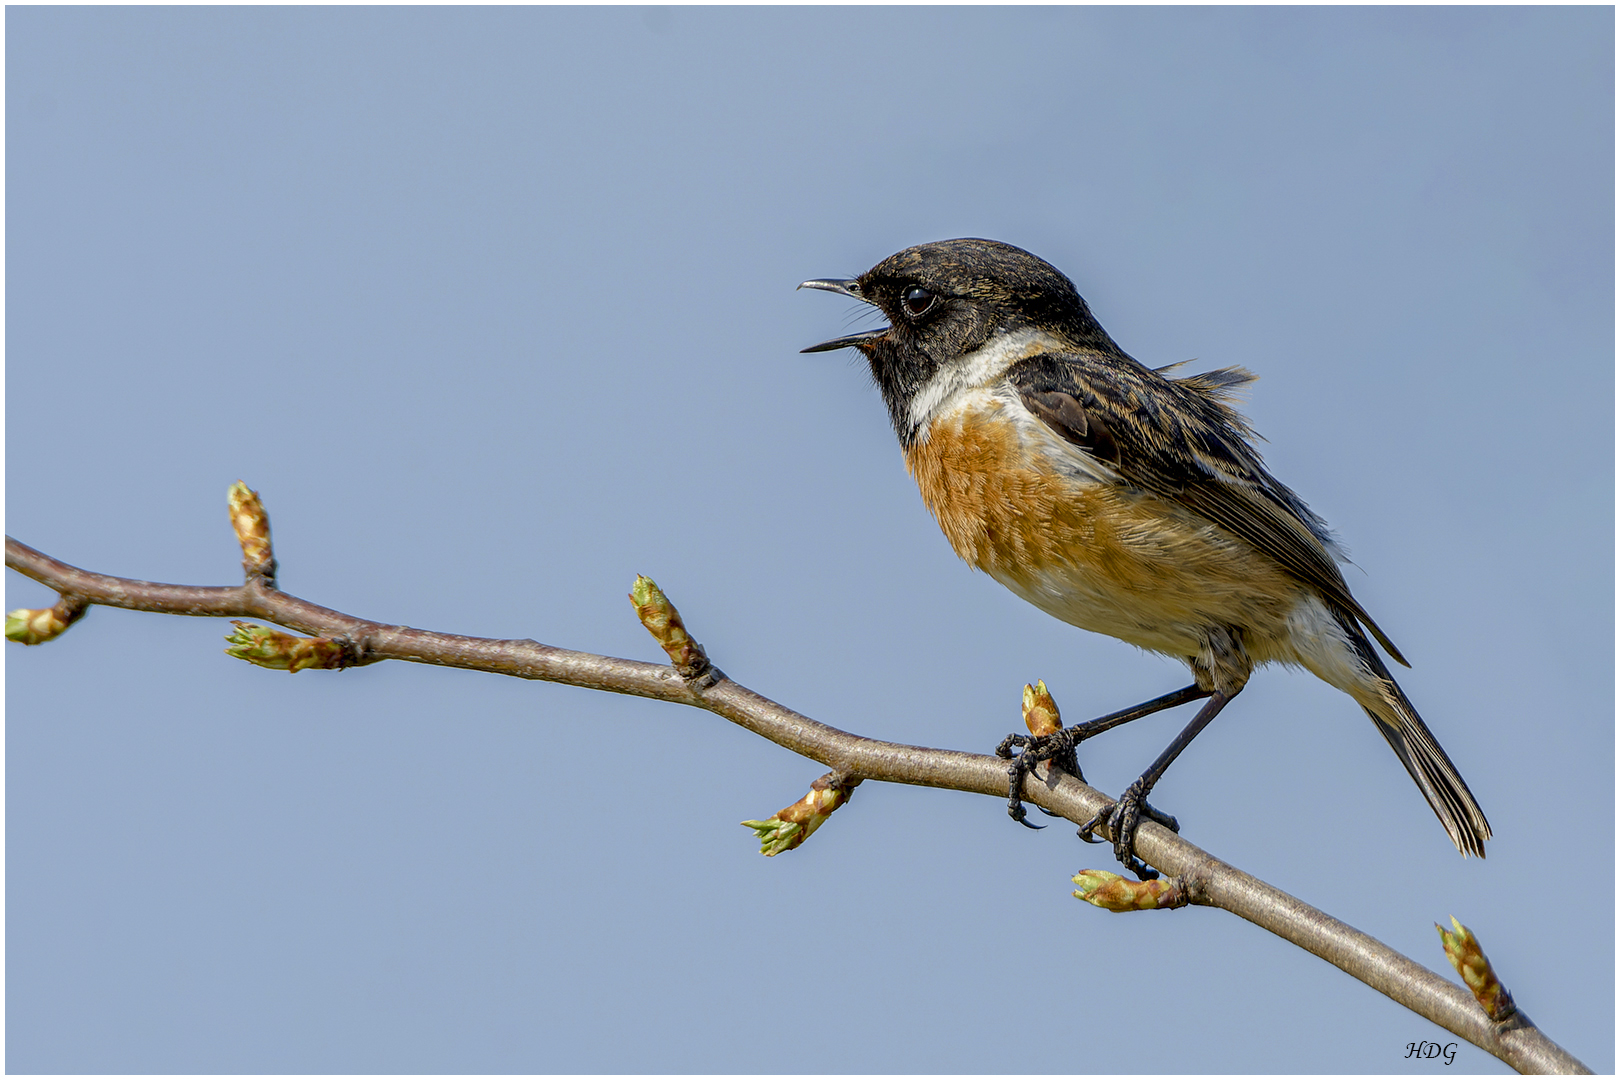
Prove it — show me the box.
[7,6,1612,1073]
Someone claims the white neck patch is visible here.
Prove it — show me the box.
[905,327,1068,438]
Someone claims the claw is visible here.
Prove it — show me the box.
[1140,802,1180,834]
[1095,782,1168,881]
[1111,791,1141,863]
[1008,803,1047,830]
[1124,856,1160,881]
[1077,806,1110,843]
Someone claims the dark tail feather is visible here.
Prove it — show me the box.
[1362,694,1492,858]
[1339,615,1491,857]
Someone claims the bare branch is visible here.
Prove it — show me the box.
[3,530,1589,1075]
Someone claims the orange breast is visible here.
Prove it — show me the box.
[904,402,1106,579]
[902,399,1304,642]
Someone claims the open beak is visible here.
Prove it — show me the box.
[797,278,888,353]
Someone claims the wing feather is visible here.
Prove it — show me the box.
[1010,352,1408,666]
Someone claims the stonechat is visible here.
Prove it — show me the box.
[801,238,1489,878]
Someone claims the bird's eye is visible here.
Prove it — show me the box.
[901,286,935,317]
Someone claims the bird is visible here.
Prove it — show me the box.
[799,238,1490,879]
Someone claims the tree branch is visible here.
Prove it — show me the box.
[3,519,1590,1074]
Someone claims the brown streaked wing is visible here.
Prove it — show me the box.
[1014,373,1409,667]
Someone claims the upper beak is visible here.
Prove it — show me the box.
[798,277,863,299]
[798,277,888,353]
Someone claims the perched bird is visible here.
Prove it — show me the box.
[800,238,1489,878]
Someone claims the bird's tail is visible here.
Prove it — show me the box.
[1339,612,1491,857]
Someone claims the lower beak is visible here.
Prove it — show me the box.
[801,327,888,353]
[798,277,888,352]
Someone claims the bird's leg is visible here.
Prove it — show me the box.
[1079,688,1237,879]
[997,684,1211,829]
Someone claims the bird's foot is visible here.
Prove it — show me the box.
[1077,780,1180,880]
[996,727,1085,830]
